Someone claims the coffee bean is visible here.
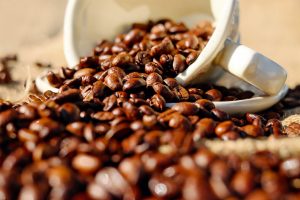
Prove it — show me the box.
[72,154,101,174]
[145,62,163,75]
[280,158,300,178]
[150,37,175,57]
[152,82,174,101]
[112,52,133,68]
[149,94,166,111]
[173,54,187,73]
[123,78,146,92]
[53,89,82,104]
[146,73,163,86]
[171,102,199,116]
[241,125,264,137]
[193,118,217,140]
[176,34,199,50]
[46,71,62,88]
[149,175,179,198]
[135,51,152,67]
[0,109,17,127]
[29,118,62,139]
[173,85,189,101]
[231,170,255,196]
[205,89,223,101]
[107,66,126,79]
[104,73,123,91]
[58,103,80,123]
[124,29,145,47]
[186,50,199,65]
[74,68,96,79]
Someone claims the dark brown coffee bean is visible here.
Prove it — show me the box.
[221,131,240,140]
[193,118,217,140]
[103,94,118,111]
[205,89,223,101]
[46,71,62,88]
[164,78,179,89]
[245,190,270,200]
[87,181,112,200]
[241,125,264,137]
[141,152,173,172]
[18,129,39,143]
[231,170,255,196]
[112,52,133,68]
[150,37,175,57]
[173,54,187,73]
[210,159,232,181]
[58,103,80,123]
[95,167,132,198]
[211,108,230,121]
[146,73,163,86]
[173,85,189,101]
[237,91,255,100]
[29,118,62,138]
[261,170,287,197]
[66,122,86,136]
[168,113,192,130]
[152,82,174,101]
[53,89,82,104]
[106,123,132,140]
[123,72,148,81]
[94,70,108,81]
[107,66,126,79]
[186,50,199,65]
[149,94,166,111]
[92,80,108,98]
[92,111,115,121]
[123,78,146,92]
[79,56,99,68]
[104,73,123,91]
[195,99,215,110]
[135,51,152,67]
[72,153,101,174]
[124,29,145,47]
[159,54,173,68]
[215,121,235,137]
[176,34,199,50]
[119,156,143,185]
[0,109,17,127]
[73,68,96,79]
[112,42,128,54]
[145,62,163,75]
[171,102,199,116]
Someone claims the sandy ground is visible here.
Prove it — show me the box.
[0,0,300,99]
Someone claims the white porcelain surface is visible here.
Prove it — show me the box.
[36,0,288,114]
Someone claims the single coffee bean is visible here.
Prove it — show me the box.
[186,50,199,65]
[164,78,179,89]
[107,66,126,79]
[171,102,199,116]
[173,85,189,101]
[29,118,63,139]
[135,51,152,67]
[104,73,123,91]
[176,34,199,50]
[215,121,235,137]
[146,73,163,86]
[123,78,146,92]
[150,37,175,57]
[231,170,255,196]
[58,103,80,123]
[46,71,62,88]
[149,94,166,111]
[72,153,101,174]
[173,54,187,73]
[145,62,163,75]
[73,68,96,79]
[148,175,179,198]
[124,29,145,47]
[152,82,174,101]
[66,122,86,136]
[0,109,17,127]
[241,125,264,137]
[205,89,223,101]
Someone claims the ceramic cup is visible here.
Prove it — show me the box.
[63,0,287,96]
[35,0,289,113]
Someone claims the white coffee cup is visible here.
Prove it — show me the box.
[35,0,288,113]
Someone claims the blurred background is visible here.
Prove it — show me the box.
[0,0,299,99]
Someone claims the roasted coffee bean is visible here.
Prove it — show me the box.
[104,73,123,91]
[18,129,39,143]
[241,125,264,137]
[215,121,235,137]
[123,78,146,92]
[73,68,96,79]
[0,109,17,127]
[123,72,148,80]
[87,181,112,200]
[92,80,108,98]
[58,103,80,123]
[195,99,215,110]
[221,131,240,140]
[79,56,99,68]
[186,50,199,65]
[152,82,174,101]
[119,156,143,185]
[146,73,163,86]
[171,102,199,116]
[173,54,187,73]
[176,34,199,50]
[164,78,179,89]
[29,118,63,139]
[261,170,287,197]
[193,118,217,140]
[149,94,166,111]
[150,37,175,57]
[159,54,173,67]
[135,51,152,67]
[53,89,82,104]
[231,170,255,196]
[173,85,189,101]
[107,66,126,79]
[112,52,133,67]
[124,29,145,47]
[205,89,223,101]
[46,71,62,88]
[66,122,86,136]
[72,153,101,174]
[211,108,230,121]
[145,62,163,75]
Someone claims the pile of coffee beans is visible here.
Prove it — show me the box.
[0,19,300,199]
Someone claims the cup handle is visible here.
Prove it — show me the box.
[214,39,287,95]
